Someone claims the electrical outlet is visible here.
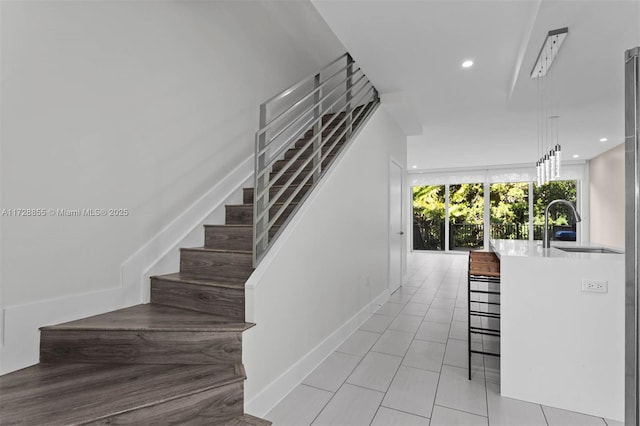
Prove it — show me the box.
[581,279,608,293]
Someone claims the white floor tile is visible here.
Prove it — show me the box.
[425,307,454,324]
[444,338,471,369]
[431,297,457,308]
[542,405,607,426]
[415,321,450,343]
[370,407,429,426]
[371,329,414,357]
[266,384,333,426]
[359,313,395,333]
[346,351,402,392]
[456,299,469,308]
[302,351,362,392]
[336,330,380,357]
[311,383,384,426]
[410,292,436,304]
[406,276,426,286]
[453,307,469,322]
[449,320,476,341]
[388,290,414,304]
[486,381,547,426]
[604,418,625,426]
[430,405,489,426]
[400,302,430,317]
[402,339,446,372]
[414,288,437,296]
[381,365,439,418]
[388,314,423,334]
[435,365,488,416]
[375,302,405,317]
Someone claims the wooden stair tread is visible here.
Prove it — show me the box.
[0,363,246,425]
[223,414,272,426]
[40,304,253,332]
[152,272,247,288]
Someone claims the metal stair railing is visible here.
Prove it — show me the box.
[253,53,379,267]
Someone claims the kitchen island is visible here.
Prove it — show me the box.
[490,239,624,421]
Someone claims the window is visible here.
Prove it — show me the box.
[411,179,579,251]
[533,180,578,241]
[490,182,529,240]
[413,185,445,251]
[449,183,484,251]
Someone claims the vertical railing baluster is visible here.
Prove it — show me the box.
[346,54,354,138]
[254,104,270,267]
[313,73,322,183]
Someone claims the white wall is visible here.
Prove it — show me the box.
[243,108,407,416]
[589,143,625,249]
[0,0,344,373]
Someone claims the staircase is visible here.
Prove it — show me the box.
[0,102,376,425]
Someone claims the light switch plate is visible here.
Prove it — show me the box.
[581,279,608,293]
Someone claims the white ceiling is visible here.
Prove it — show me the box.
[311,0,640,170]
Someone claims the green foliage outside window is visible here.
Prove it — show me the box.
[533,181,577,225]
[449,184,484,225]
[412,180,578,249]
[413,185,445,222]
[489,183,528,224]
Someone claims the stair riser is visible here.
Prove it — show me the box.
[226,204,297,226]
[86,382,244,425]
[151,278,245,319]
[40,330,243,365]
[180,249,252,280]
[205,226,252,251]
[243,185,311,205]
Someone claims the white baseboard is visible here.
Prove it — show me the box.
[0,156,253,375]
[244,288,390,418]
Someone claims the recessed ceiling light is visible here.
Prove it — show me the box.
[462,60,474,68]
[600,137,608,142]
[572,154,580,158]
[412,165,417,169]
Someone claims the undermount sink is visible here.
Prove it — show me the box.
[554,246,623,254]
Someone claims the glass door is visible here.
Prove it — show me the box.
[490,182,529,240]
[412,185,445,251]
[449,183,484,251]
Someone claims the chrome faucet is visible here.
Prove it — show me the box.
[544,199,582,248]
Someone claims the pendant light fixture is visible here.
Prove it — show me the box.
[532,27,568,185]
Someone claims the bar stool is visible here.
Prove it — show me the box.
[468,251,501,380]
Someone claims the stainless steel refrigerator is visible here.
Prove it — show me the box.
[625,45,640,426]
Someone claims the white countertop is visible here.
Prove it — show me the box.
[490,239,624,260]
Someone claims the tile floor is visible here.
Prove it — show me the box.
[265,252,624,426]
